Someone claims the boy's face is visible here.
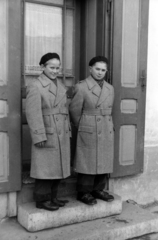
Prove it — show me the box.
[89,62,107,81]
[42,58,60,80]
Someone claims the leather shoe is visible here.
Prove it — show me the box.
[77,193,97,205]
[36,201,59,211]
[54,198,69,204]
[51,198,65,207]
[92,190,114,202]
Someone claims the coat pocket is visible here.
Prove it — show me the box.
[44,127,57,149]
[77,125,95,148]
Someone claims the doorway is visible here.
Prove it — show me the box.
[21,0,112,189]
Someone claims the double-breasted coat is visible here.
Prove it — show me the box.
[25,73,71,179]
[69,75,114,175]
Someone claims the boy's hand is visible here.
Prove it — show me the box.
[35,141,46,148]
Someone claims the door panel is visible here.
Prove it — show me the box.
[111,0,149,177]
[0,0,21,192]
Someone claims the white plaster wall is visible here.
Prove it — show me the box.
[0,194,7,219]
[145,0,158,146]
[109,0,158,205]
[0,192,17,219]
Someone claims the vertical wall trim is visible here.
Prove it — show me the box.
[7,0,21,191]
[7,192,17,217]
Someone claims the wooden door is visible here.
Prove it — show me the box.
[111,0,149,177]
[0,0,21,192]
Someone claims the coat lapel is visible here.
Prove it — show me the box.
[48,81,57,96]
[97,81,110,107]
[38,73,57,96]
[54,79,67,106]
[86,76,101,98]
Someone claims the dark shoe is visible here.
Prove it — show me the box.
[52,198,69,204]
[77,193,97,205]
[51,198,65,207]
[92,190,114,202]
[36,201,59,211]
[57,199,69,204]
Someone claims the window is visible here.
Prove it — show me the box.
[23,0,75,86]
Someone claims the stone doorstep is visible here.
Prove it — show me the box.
[2,202,158,240]
[18,193,122,232]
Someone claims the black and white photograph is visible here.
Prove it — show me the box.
[0,0,157,239]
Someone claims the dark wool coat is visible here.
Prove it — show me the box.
[25,73,71,179]
[69,75,114,175]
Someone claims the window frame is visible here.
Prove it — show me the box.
[22,0,76,87]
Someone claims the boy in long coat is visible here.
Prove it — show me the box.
[26,53,71,211]
[69,56,114,205]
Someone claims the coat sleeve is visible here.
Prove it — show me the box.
[69,83,84,128]
[25,83,47,145]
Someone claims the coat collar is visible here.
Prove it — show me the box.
[86,75,111,106]
[86,75,101,97]
[38,73,56,95]
[38,73,52,87]
[97,81,111,106]
[38,73,66,106]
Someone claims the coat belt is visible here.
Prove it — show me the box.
[42,108,68,115]
[82,108,112,116]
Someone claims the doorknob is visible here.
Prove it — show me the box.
[140,70,146,91]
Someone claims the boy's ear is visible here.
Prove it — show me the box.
[40,64,45,71]
[89,66,92,73]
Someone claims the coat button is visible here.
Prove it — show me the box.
[97,118,100,122]
[56,117,58,121]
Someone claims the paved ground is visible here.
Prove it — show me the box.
[2,218,158,240]
[131,233,158,239]
[131,203,158,240]
[1,201,158,240]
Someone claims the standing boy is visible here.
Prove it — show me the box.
[69,56,114,205]
[26,53,70,211]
